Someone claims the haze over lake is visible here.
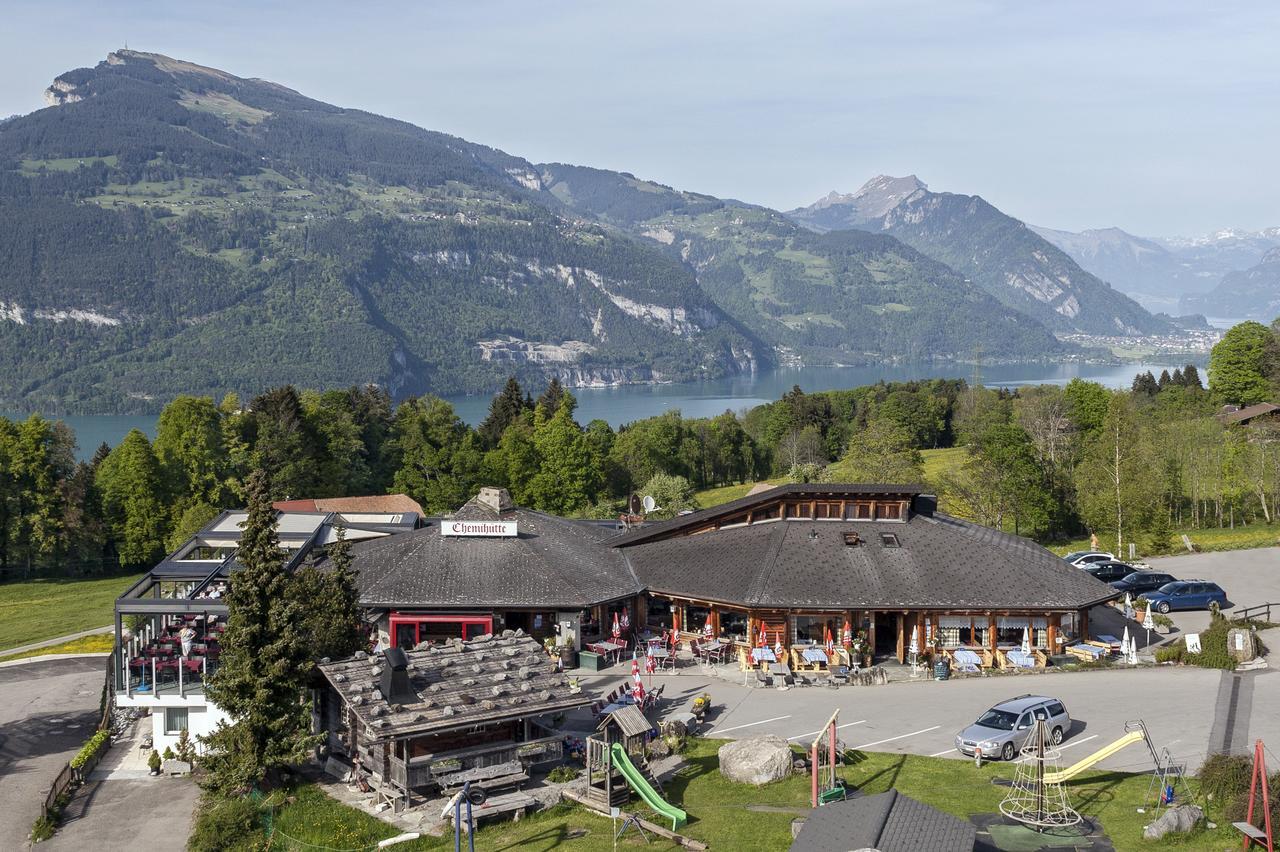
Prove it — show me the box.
[12,361,1200,462]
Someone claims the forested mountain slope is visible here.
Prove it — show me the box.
[0,50,766,413]
[536,164,1065,365]
[1182,248,1280,319]
[789,176,1169,337]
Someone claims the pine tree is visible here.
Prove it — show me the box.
[1157,369,1172,390]
[202,469,319,793]
[293,525,365,660]
[1181,363,1204,390]
[478,377,531,449]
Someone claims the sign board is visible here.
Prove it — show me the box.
[1186,633,1201,654]
[440,520,517,538]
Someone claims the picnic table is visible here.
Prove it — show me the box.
[801,648,829,665]
[1005,650,1037,668]
[952,648,983,672]
[768,662,792,678]
[750,647,776,663]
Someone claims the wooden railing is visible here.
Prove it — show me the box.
[1235,602,1277,624]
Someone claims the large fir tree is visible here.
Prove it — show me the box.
[293,525,365,660]
[202,469,319,793]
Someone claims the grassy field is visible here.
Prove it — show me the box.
[0,632,114,663]
[230,740,1233,851]
[0,573,142,652]
[691,448,970,511]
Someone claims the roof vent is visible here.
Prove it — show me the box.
[379,647,417,705]
[879,533,900,548]
[843,532,862,546]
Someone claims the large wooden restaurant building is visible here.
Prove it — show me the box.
[345,484,1118,666]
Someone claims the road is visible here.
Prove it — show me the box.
[0,657,105,850]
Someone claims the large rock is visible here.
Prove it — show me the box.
[1143,804,1203,840]
[1227,629,1258,663]
[718,735,794,786]
[161,758,192,776]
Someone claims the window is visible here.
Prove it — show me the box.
[720,610,749,642]
[879,533,899,548]
[815,502,841,519]
[793,615,837,644]
[843,531,863,546]
[876,502,903,521]
[845,502,873,520]
[785,502,812,519]
[685,605,711,633]
[645,595,673,631]
[1046,702,1066,717]
[754,505,779,522]
[164,707,189,736]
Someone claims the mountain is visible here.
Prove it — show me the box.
[1181,248,1280,320]
[1156,228,1280,280]
[0,50,767,413]
[788,177,1169,337]
[536,165,1065,364]
[1027,225,1209,313]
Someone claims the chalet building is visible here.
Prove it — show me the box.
[345,484,1117,665]
[112,504,420,753]
[1217,402,1280,428]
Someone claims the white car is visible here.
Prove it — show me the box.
[1063,550,1114,567]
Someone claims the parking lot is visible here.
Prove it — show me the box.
[580,547,1280,776]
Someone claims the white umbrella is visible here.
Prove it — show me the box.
[1142,606,1155,631]
[908,625,919,655]
[1120,625,1131,657]
[1124,592,1135,620]
[1021,628,1032,655]
[1124,626,1139,664]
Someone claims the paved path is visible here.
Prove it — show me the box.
[0,625,112,658]
[0,657,104,850]
[42,777,198,851]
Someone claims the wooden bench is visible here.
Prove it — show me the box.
[1064,641,1112,662]
[446,791,537,832]
[945,647,993,671]
[996,648,1047,670]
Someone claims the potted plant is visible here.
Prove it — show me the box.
[1153,613,1175,634]
[148,749,162,776]
[691,692,712,720]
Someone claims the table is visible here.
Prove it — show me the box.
[648,649,674,671]
[591,641,624,665]
[751,647,776,663]
[768,662,792,678]
[801,648,830,665]
[700,640,726,662]
[602,695,637,714]
[1006,650,1036,668]
[952,649,982,672]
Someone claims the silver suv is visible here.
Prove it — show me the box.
[954,694,1071,761]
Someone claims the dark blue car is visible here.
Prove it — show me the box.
[1142,580,1227,613]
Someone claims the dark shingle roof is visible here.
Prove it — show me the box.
[623,512,1117,610]
[1218,402,1280,425]
[790,791,976,852]
[317,631,589,741]
[609,482,926,546]
[347,509,641,609]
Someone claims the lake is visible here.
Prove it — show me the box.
[7,359,1199,461]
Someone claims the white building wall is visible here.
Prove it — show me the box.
[117,692,229,756]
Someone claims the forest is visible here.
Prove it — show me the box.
[2,318,1280,579]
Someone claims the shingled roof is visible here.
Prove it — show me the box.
[621,511,1117,611]
[790,791,976,852]
[348,509,641,609]
[317,631,589,741]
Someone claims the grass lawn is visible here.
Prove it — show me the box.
[0,632,115,663]
[692,479,783,508]
[0,573,142,652]
[230,741,1234,851]
[1049,524,1280,559]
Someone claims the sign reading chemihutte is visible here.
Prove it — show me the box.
[441,519,518,538]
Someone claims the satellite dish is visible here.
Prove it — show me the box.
[641,495,656,513]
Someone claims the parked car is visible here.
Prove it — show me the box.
[1082,560,1141,584]
[1064,551,1114,567]
[1142,580,1228,613]
[954,695,1072,761]
[1111,571,1178,594]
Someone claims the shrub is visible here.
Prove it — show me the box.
[71,729,110,770]
[187,794,260,852]
[175,728,196,764]
[547,765,580,783]
[148,749,162,773]
[163,746,175,761]
[1198,753,1280,825]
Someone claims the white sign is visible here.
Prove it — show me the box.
[1186,633,1201,654]
[441,520,517,538]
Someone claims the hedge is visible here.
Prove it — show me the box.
[70,729,110,770]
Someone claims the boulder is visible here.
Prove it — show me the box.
[1227,629,1257,663]
[1143,804,1204,840]
[718,735,794,786]
[161,758,192,776]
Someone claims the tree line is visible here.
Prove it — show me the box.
[10,317,1280,577]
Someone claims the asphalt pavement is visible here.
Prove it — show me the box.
[0,657,105,850]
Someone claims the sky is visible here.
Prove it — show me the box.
[2,0,1277,236]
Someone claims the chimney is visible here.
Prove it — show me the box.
[475,487,514,516]
[379,647,417,705]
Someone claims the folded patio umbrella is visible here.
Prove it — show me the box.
[612,612,621,638]
[908,625,919,656]
[1021,628,1031,656]
[842,620,853,647]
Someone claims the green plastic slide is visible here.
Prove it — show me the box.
[610,742,688,831]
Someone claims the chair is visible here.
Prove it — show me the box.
[704,641,725,666]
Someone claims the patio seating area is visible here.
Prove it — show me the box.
[118,612,224,697]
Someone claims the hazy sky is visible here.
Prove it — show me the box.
[2,0,1277,236]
